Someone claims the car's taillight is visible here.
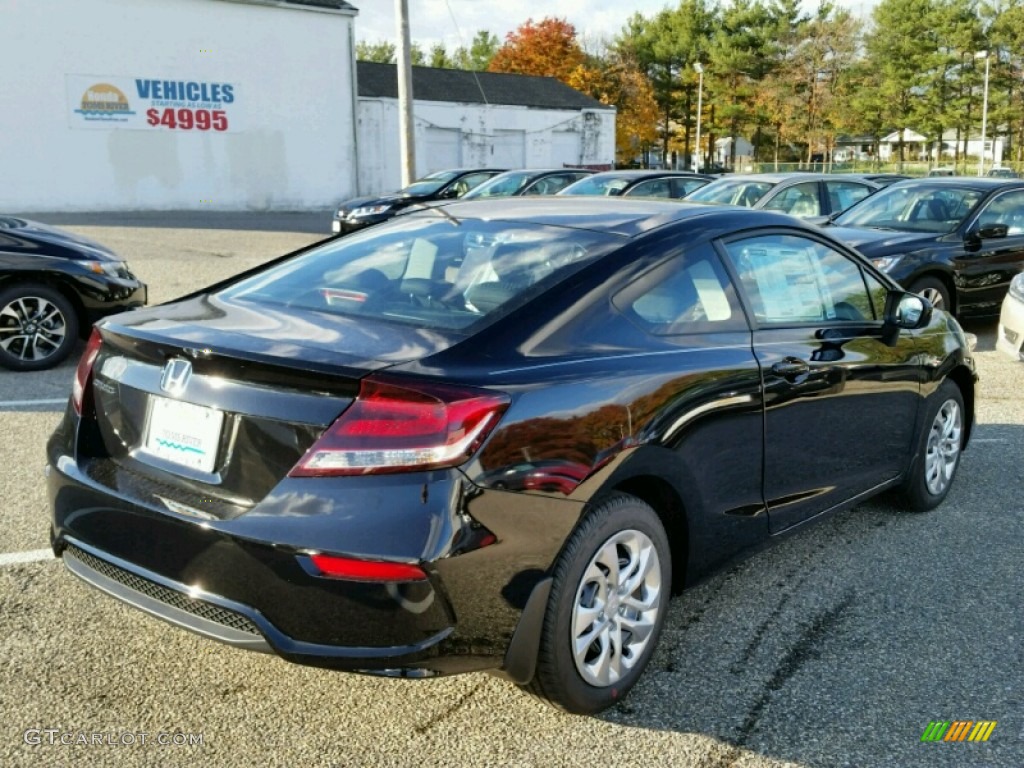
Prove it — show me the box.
[307,553,427,582]
[72,329,103,416]
[289,375,509,477]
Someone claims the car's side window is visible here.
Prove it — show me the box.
[624,179,672,198]
[455,173,496,196]
[613,248,746,335]
[862,269,889,321]
[761,182,822,217]
[825,181,873,214]
[974,190,1024,235]
[722,233,877,325]
[673,178,709,197]
[526,174,579,195]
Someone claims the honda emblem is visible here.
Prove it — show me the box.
[160,359,192,396]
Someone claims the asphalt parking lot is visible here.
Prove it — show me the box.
[1,212,1022,768]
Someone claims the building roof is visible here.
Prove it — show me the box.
[225,0,358,13]
[356,61,611,111]
[280,0,357,9]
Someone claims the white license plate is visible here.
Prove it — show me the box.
[331,220,341,233]
[144,397,224,474]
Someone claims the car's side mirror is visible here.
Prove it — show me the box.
[439,186,459,199]
[883,290,932,338]
[972,223,1009,240]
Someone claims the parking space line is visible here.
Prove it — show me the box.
[0,549,55,566]
[0,398,67,408]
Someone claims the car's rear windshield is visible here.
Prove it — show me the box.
[220,216,621,332]
[686,179,774,206]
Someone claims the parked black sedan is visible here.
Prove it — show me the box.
[49,199,975,714]
[331,169,504,234]
[0,216,146,370]
[827,177,1024,315]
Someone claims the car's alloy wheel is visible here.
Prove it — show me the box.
[923,398,961,496]
[901,379,965,511]
[527,493,671,714]
[909,276,950,313]
[571,529,662,687]
[0,283,79,371]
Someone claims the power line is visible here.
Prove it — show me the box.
[445,0,490,105]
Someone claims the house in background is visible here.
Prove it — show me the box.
[714,137,754,170]
[355,62,615,195]
[935,129,1005,165]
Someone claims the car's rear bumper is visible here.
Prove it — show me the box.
[996,294,1024,361]
[46,417,581,677]
[59,536,452,672]
[48,451,469,673]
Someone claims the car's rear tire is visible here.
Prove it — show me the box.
[909,276,951,314]
[0,283,79,371]
[526,492,671,714]
[901,380,964,511]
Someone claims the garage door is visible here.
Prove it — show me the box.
[424,128,461,172]
[551,131,581,166]
[490,130,525,168]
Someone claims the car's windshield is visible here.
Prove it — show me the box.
[834,184,984,233]
[686,179,774,206]
[462,172,533,199]
[400,171,461,197]
[220,217,620,332]
[559,176,632,196]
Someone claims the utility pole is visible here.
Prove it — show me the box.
[396,0,416,186]
[976,51,990,176]
[694,62,704,173]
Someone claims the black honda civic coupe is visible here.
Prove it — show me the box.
[48,199,976,714]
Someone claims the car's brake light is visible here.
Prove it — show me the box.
[72,329,103,416]
[307,553,427,582]
[289,375,509,476]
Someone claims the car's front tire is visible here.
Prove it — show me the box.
[909,276,951,314]
[527,492,671,714]
[901,379,964,511]
[0,282,79,371]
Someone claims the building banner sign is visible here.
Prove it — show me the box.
[66,75,242,133]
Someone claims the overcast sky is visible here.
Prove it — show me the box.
[353,1,878,51]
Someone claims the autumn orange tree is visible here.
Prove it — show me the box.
[488,17,586,81]
[490,18,657,165]
[568,56,659,165]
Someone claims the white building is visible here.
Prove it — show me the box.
[356,63,616,196]
[877,128,1006,164]
[714,137,754,169]
[1,0,360,212]
[2,1,616,211]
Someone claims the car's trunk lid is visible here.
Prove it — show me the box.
[78,295,462,519]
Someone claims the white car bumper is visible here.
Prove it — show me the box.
[996,292,1024,361]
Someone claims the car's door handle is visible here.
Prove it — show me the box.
[771,358,810,379]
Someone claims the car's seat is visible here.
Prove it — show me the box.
[787,192,820,217]
[463,242,537,313]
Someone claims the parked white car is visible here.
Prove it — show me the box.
[996,272,1024,361]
